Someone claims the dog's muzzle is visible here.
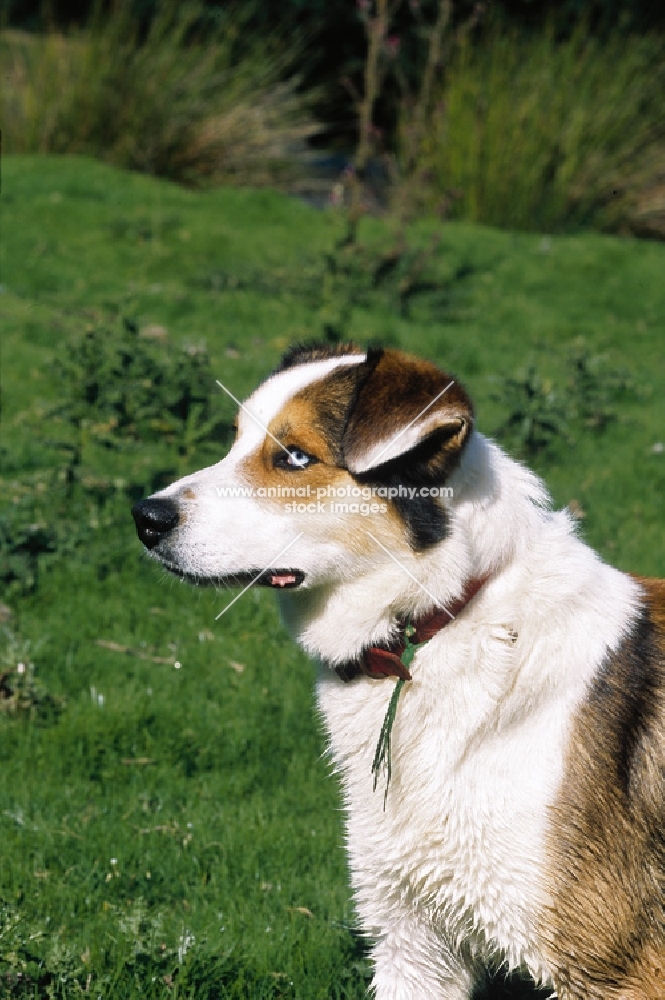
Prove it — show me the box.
[132,497,179,550]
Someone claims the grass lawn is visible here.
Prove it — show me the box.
[1,155,664,998]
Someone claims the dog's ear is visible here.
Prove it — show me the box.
[342,349,473,479]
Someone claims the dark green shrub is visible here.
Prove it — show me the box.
[0,627,65,722]
[53,317,232,471]
[492,349,640,457]
[492,367,567,457]
[1,318,233,594]
[564,344,637,432]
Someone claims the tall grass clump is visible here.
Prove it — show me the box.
[1,1,316,186]
[407,20,665,237]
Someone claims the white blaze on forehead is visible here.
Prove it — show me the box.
[234,354,366,456]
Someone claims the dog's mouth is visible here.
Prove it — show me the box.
[254,568,305,589]
[161,562,306,590]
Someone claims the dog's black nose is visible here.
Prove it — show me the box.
[131,497,179,550]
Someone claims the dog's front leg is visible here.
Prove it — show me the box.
[370,915,474,1000]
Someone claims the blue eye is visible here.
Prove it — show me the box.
[276,447,315,470]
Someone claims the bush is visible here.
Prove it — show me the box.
[407,19,665,236]
[491,346,639,457]
[53,317,232,465]
[0,627,65,722]
[0,317,234,596]
[1,1,316,186]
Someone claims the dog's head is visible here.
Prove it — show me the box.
[132,344,473,612]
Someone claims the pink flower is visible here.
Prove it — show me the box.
[385,34,401,58]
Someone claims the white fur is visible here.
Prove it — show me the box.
[147,361,643,998]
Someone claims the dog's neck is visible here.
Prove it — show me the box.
[334,573,491,683]
[278,434,551,665]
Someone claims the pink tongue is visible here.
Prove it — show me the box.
[270,573,297,588]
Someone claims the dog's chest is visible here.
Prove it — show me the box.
[316,629,563,975]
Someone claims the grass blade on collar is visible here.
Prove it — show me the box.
[371,622,425,809]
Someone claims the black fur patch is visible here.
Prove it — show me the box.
[588,608,662,797]
[274,341,364,375]
[355,425,462,550]
[391,492,449,550]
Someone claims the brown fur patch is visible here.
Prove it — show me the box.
[542,577,665,999]
[288,360,375,467]
[619,939,665,999]
[238,396,349,489]
[341,348,473,475]
[340,349,472,548]
[237,384,404,554]
[241,346,474,550]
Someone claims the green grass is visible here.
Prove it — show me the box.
[1,4,314,188]
[410,20,665,238]
[1,155,664,997]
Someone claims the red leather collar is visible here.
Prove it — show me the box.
[335,575,490,683]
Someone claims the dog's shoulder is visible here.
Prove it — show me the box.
[543,572,665,998]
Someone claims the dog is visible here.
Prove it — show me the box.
[132,344,665,999]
